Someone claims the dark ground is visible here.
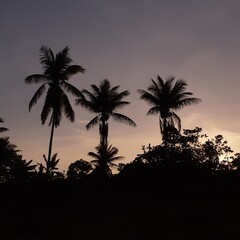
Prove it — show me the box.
[0,176,240,240]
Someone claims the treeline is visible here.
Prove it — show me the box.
[1,122,240,187]
[1,45,240,188]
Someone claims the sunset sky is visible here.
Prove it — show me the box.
[1,0,240,170]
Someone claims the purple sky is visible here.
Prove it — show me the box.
[1,0,240,170]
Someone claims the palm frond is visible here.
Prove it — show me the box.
[147,107,161,116]
[171,79,188,96]
[40,45,54,68]
[100,79,111,91]
[81,89,98,103]
[62,82,82,97]
[0,118,9,133]
[61,91,75,122]
[0,127,9,133]
[25,74,48,84]
[110,101,130,110]
[171,112,181,132]
[156,75,165,87]
[138,89,159,106]
[112,113,136,127]
[88,151,99,159]
[110,85,120,93]
[76,97,97,113]
[109,155,124,162]
[86,116,99,130]
[90,84,101,95]
[63,65,86,80]
[149,78,162,95]
[29,84,46,111]
[174,92,194,101]
[162,76,175,96]
[173,97,202,110]
[55,46,72,70]
[41,87,55,125]
[112,90,130,102]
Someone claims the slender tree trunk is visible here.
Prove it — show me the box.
[100,120,108,146]
[104,121,108,145]
[159,118,163,144]
[99,121,103,145]
[47,114,55,176]
[162,117,168,148]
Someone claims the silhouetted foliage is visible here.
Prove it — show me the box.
[138,76,201,146]
[10,155,37,182]
[25,46,85,164]
[0,137,36,183]
[0,137,18,182]
[88,142,124,179]
[231,153,240,171]
[118,127,234,183]
[37,153,63,181]
[0,118,9,133]
[67,159,93,180]
[76,79,136,145]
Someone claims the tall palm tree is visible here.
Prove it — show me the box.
[0,118,9,133]
[76,79,136,145]
[25,45,85,165]
[88,142,124,177]
[138,75,201,145]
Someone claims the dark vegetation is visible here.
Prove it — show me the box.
[1,46,240,239]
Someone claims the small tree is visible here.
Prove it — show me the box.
[0,137,36,183]
[67,159,93,180]
[88,142,124,178]
[38,153,62,181]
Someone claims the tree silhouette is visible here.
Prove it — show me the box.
[138,75,201,146]
[38,153,62,181]
[10,155,37,182]
[76,79,136,145]
[25,45,85,167]
[0,137,36,183]
[88,142,124,178]
[0,118,9,133]
[67,159,93,180]
[0,137,18,182]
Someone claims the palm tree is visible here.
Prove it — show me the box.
[88,142,124,177]
[76,79,136,145]
[0,118,9,133]
[38,153,61,180]
[138,75,201,146]
[25,45,85,165]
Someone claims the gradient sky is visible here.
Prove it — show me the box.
[1,0,240,171]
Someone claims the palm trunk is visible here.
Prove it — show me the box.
[162,117,168,148]
[100,120,108,146]
[47,114,55,176]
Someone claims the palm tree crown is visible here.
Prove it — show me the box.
[25,45,85,127]
[138,75,201,144]
[76,79,136,145]
[88,142,124,177]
